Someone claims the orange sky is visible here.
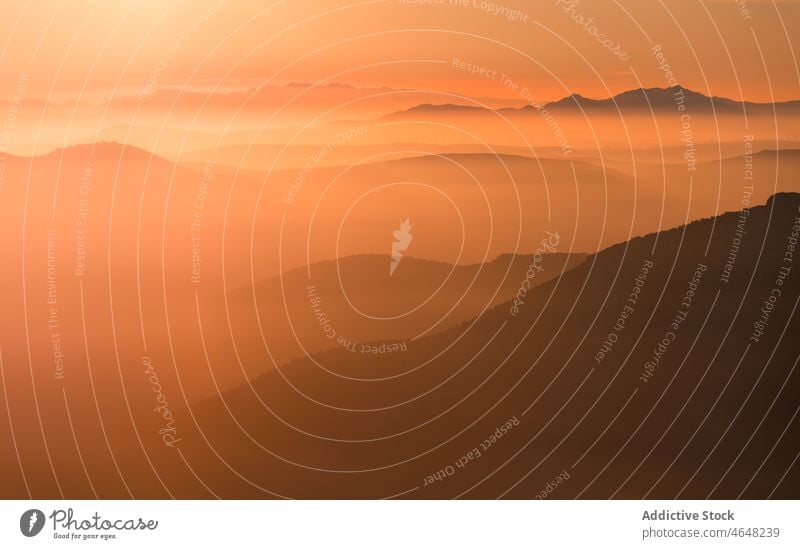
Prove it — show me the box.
[0,0,797,104]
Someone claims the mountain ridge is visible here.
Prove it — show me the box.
[383,85,800,119]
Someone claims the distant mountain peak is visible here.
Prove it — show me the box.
[385,85,800,119]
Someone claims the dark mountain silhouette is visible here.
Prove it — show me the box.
[542,85,800,115]
[383,85,800,119]
[169,192,800,499]
[6,193,795,499]
[0,138,797,499]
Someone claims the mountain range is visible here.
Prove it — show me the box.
[384,85,800,119]
[3,191,797,498]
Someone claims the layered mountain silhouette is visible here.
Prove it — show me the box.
[384,85,800,119]
[1,0,799,511]
[178,192,800,499]
[377,86,799,155]
[226,252,586,370]
[3,192,797,499]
